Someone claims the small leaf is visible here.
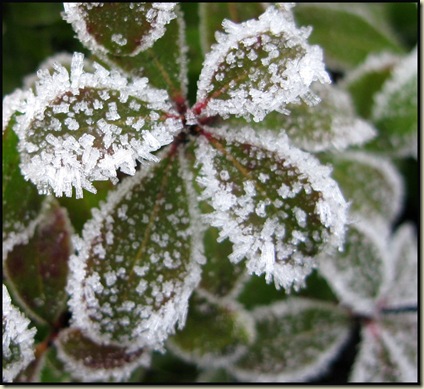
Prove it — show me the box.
[342,52,399,118]
[318,220,389,315]
[3,93,44,257]
[350,316,417,382]
[100,5,188,99]
[16,52,183,198]
[379,223,417,309]
[4,197,72,325]
[38,346,73,383]
[199,3,265,55]
[195,5,330,123]
[62,3,177,57]
[293,4,403,71]
[3,285,37,383]
[168,293,255,368]
[368,48,418,158]
[194,128,347,291]
[67,149,204,350]
[230,298,351,382]
[321,151,404,224]
[55,328,150,382]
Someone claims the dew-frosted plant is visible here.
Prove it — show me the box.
[3,3,418,383]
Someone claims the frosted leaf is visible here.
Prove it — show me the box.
[379,223,417,310]
[293,3,403,70]
[195,5,330,123]
[194,127,347,291]
[3,285,37,383]
[167,293,255,369]
[350,315,417,383]
[230,298,351,382]
[233,82,376,152]
[319,220,390,316]
[100,5,188,99]
[323,151,404,224]
[55,328,151,382]
[3,109,44,258]
[342,52,400,118]
[369,47,418,158]
[62,3,177,57]
[4,197,72,325]
[67,149,204,351]
[16,52,182,198]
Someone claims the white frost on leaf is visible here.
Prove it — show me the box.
[55,328,151,382]
[16,52,182,198]
[230,298,351,382]
[62,3,177,57]
[2,285,36,382]
[319,220,390,316]
[195,127,347,291]
[379,223,417,310]
[67,149,203,351]
[196,5,330,122]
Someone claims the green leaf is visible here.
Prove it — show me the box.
[350,314,417,382]
[342,52,399,119]
[67,150,204,350]
[293,4,404,71]
[55,328,150,382]
[368,48,418,158]
[194,128,347,291]
[38,346,73,383]
[3,102,44,257]
[168,293,255,368]
[4,197,72,326]
[194,5,330,123]
[230,298,351,382]
[16,52,182,198]
[199,3,265,54]
[379,223,417,309]
[198,227,246,298]
[3,285,37,383]
[319,220,389,315]
[231,82,376,152]
[99,5,188,99]
[321,151,404,224]
[62,3,177,57]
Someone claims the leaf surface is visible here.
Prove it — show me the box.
[3,95,44,257]
[16,52,182,198]
[2,285,37,383]
[194,128,347,291]
[168,293,255,368]
[195,5,330,123]
[368,48,418,158]
[231,298,350,382]
[55,328,150,382]
[4,198,72,325]
[319,221,388,315]
[62,3,177,57]
[321,152,404,224]
[67,150,203,350]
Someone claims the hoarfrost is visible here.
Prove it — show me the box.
[16,52,182,198]
[67,149,203,350]
[3,285,36,382]
[195,127,347,291]
[62,3,177,56]
[196,5,330,122]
